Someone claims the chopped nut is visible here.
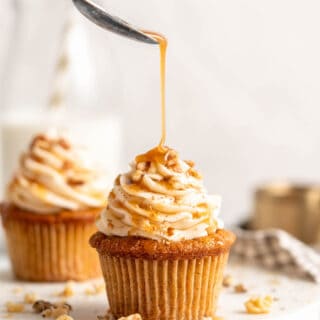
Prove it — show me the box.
[55,315,74,320]
[57,281,74,297]
[33,300,54,313]
[41,303,72,318]
[118,314,142,320]
[234,284,247,293]
[97,310,115,320]
[6,302,25,313]
[245,295,273,314]
[85,283,105,295]
[24,292,38,304]
[12,287,23,294]
[222,275,234,287]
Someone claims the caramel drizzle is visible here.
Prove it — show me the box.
[143,31,168,149]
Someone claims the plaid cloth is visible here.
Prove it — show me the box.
[231,227,320,283]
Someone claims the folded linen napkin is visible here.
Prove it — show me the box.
[231,227,320,283]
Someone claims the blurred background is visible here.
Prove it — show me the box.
[1,0,320,228]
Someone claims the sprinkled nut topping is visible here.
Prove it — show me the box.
[6,302,25,313]
[245,295,273,314]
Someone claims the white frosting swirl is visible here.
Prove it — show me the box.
[7,134,108,213]
[97,147,223,241]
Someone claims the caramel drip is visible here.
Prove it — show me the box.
[143,31,168,149]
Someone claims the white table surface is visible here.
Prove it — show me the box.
[0,255,319,320]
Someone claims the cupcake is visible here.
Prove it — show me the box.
[1,133,108,281]
[91,146,235,320]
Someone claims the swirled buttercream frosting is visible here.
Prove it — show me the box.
[97,146,223,241]
[7,134,108,213]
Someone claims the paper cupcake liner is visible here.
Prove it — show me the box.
[4,218,101,281]
[99,253,229,320]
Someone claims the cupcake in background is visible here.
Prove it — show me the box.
[1,132,108,281]
[91,146,235,320]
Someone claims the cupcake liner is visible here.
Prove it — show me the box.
[98,253,229,320]
[4,216,101,281]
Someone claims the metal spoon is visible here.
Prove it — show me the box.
[72,0,158,45]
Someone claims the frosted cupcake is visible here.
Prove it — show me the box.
[1,133,108,281]
[91,146,235,320]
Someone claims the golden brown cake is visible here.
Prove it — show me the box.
[1,133,108,281]
[91,146,235,320]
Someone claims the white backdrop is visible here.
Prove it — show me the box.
[1,0,320,225]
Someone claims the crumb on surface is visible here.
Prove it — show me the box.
[55,315,74,320]
[245,296,273,314]
[85,283,105,295]
[57,282,74,298]
[33,300,72,318]
[5,302,25,313]
[118,314,142,320]
[24,292,38,304]
[12,287,23,294]
[222,275,234,287]
[234,284,247,293]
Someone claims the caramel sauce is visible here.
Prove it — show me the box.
[143,31,168,149]
[135,145,168,164]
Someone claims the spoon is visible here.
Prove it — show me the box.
[72,0,158,45]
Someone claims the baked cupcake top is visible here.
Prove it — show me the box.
[7,133,108,214]
[97,146,223,241]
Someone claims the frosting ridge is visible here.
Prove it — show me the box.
[97,146,223,241]
[7,134,107,213]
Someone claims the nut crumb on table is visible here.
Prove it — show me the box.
[222,275,234,287]
[57,282,74,298]
[12,287,23,294]
[5,302,25,313]
[33,300,72,318]
[234,284,247,293]
[85,283,105,295]
[24,293,38,304]
[118,314,142,320]
[245,295,273,314]
[56,316,74,320]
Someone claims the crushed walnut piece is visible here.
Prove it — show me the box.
[5,302,25,313]
[41,303,72,318]
[85,283,105,295]
[57,281,74,298]
[222,275,234,287]
[55,315,74,320]
[32,300,54,313]
[24,292,38,304]
[234,284,247,293]
[12,287,23,294]
[245,295,273,314]
[33,300,72,318]
[118,314,142,320]
[97,310,115,320]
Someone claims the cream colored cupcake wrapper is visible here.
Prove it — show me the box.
[4,219,101,281]
[99,253,229,320]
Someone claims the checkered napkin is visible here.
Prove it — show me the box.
[231,227,320,283]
